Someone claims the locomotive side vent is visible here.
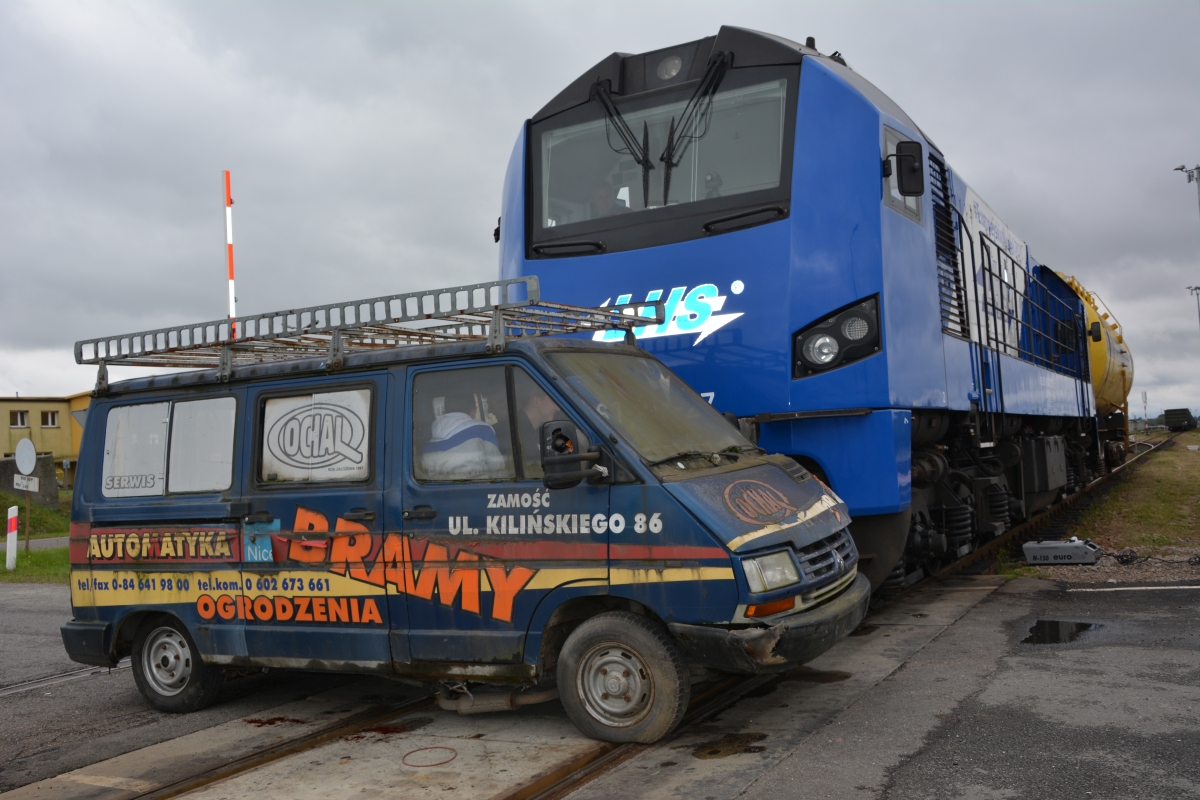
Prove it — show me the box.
[930,153,967,339]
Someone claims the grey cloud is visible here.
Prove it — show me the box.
[2,1,1199,413]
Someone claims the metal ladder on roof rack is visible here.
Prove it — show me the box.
[76,276,664,392]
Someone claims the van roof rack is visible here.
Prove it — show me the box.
[76,276,663,392]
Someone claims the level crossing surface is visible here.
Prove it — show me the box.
[4,576,1198,799]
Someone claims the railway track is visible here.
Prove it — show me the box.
[45,433,1172,800]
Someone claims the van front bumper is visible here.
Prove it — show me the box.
[667,573,871,674]
[61,620,117,667]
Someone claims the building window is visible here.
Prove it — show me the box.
[41,411,59,428]
[9,411,28,428]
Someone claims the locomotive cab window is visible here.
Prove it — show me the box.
[883,127,921,223]
[530,65,798,256]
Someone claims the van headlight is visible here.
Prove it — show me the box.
[793,295,881,377]
[742,551,801,593]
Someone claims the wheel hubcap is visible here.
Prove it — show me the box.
[142,627,192,697]
[577,642,653,728]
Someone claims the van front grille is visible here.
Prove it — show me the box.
[796,528,855,582]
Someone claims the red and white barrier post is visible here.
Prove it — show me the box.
[6,506,17,571]
[224,170,236,337]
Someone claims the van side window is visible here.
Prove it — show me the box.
[102,402,170,497]
[512,368,570,481]
[413,367,515,482]
[261,389,372,483]
[168,397,236,493]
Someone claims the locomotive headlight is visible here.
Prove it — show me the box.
[657,55,683,81]
[743,551,801,593]
[841,316,870,341]
[803,334,839,365]
[793,295,881,378]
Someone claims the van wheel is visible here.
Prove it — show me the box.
[557,611,690,743]
[131,616,223,713]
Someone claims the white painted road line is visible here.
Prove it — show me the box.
[1067,585,1200,592]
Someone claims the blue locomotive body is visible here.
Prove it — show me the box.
[499,27,1103,589]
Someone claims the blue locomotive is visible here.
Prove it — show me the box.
[498,26,1130,590]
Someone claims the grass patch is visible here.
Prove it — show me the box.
[997,546,1045,580]
[0,547,70,584]
[1069,429,1200,550]
[0,489,71,539]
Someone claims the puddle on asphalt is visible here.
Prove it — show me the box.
[1022,620,1104,644]
[679,732,768,759]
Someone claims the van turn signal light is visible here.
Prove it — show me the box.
[745,596,796,618]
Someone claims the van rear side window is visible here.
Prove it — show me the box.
[102,397,238,498]
[103,403,169,497]
[168,397,236,493]
[261,389,371,483]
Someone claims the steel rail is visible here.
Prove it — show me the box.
[0,658,131,698]
[128,693,436,800]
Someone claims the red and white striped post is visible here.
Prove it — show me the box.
[224,170,237,337]
[6,506,17,571]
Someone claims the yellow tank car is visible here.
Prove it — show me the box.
[1060,274,1133,465]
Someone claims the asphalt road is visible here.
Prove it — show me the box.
[0,583,358,792]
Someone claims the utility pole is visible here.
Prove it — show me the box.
[1189,286,1200,338]
[1176,165,1200,225]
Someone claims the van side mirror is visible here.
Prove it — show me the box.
[1089,321,1102,342]
[894,141,924,197]
[540,420,606,489]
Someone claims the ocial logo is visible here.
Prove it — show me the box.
[723,479,797,526]
[267,403,365,469]
[593,282,745,345]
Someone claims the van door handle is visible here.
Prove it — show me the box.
[243,511,275,524]
[342,509,376,521]
[402,506,437,521]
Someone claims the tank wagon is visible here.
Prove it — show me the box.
[496,26,1134,590]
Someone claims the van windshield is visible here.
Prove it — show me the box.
[546,351,752,463]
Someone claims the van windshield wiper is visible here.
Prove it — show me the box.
[646,451,709,467]
[659,51,730,206]
[591,81,654,209]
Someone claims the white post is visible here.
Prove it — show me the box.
[6,506,17,570]
[225,170,236,337]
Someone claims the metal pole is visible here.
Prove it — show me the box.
[224,170,236,338]
[6,506,16,570]
[24,491,30,554]
[1190,286,1200,338]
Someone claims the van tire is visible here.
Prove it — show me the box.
[557,611,690,743]
[131,616,223,713]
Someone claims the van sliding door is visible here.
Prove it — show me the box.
[239,374,390,672]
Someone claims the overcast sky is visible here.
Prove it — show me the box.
[2,1,1199,415]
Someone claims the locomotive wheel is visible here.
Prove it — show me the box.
[131,615,224,713]
[557,611,689,743]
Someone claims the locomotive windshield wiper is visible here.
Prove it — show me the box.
[660,51,730,206]
[591,81,654,209]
